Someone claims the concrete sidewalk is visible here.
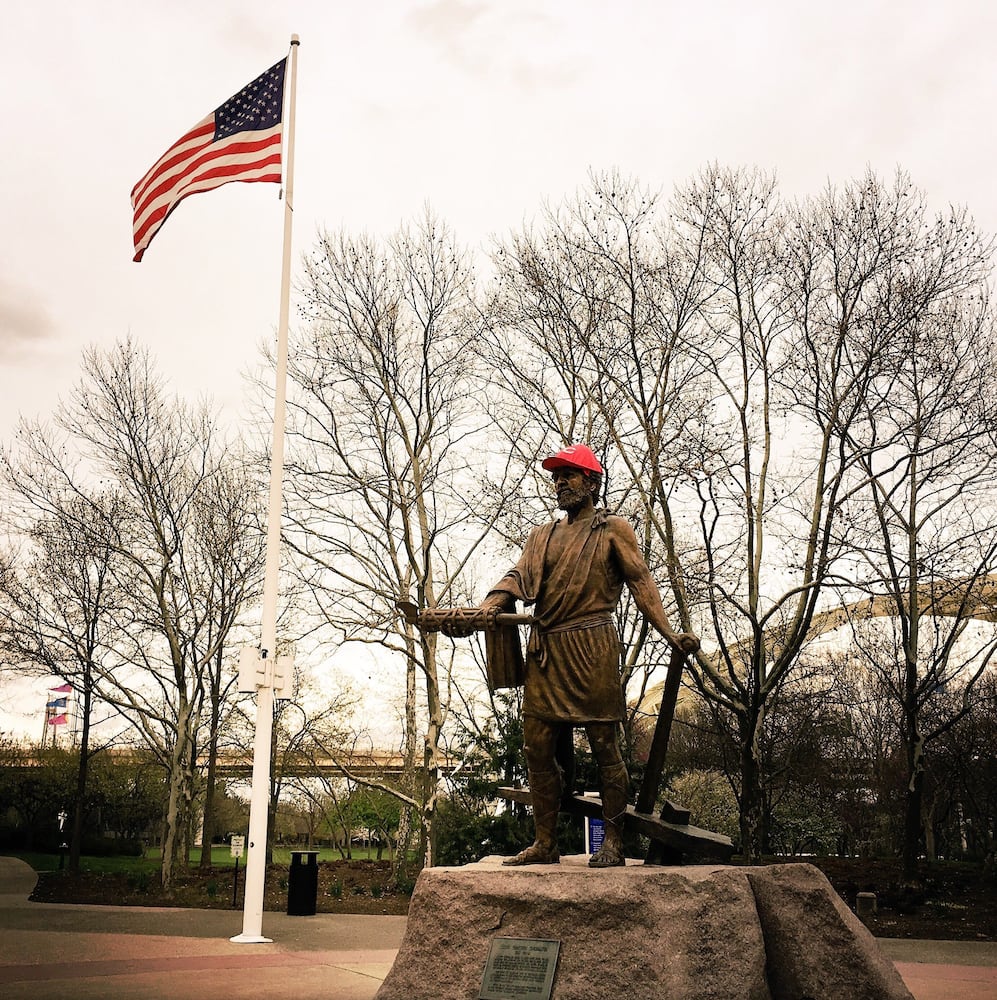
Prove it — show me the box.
[0,856,405,1000]
[2,856,994,999]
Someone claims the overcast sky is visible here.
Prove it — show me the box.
[4,0,996,435]
[3,0,996,733]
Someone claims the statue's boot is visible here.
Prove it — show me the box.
[588,761,628,868]
[503,767,561,866]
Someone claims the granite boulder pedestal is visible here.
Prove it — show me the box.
[374,856,913,1000]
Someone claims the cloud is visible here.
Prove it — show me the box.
[0,279,55,360]
[406,0,488,47]
[404,0,578,89]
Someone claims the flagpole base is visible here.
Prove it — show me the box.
[229,933,273,944]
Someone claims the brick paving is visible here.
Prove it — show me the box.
[2,856,994,999]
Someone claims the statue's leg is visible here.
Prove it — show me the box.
[586,722,628,868]
[503,716,561,866]
[555,723,576,806]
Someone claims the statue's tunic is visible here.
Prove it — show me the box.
[490,509,626,723]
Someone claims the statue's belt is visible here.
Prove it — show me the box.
[527,614,615,668]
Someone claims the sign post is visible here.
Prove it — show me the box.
[231,835,245,908]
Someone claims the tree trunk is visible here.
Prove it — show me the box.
[198,715,220,869]
[923,793,936,862]
[391,639,420,888]
[161,765,183,890]
[421,653,443,869]
[421,768,438,869]
[738,714,766,863]
[68,675,94,873]
[199,647,226,870]
[902,732,925,881]
[161,707,194,891]
[180,765,196,872]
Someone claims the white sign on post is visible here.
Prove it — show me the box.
[230,835,245,859]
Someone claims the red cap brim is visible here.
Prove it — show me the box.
[542,456,581,471]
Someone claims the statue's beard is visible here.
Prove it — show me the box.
[556,484,591,512]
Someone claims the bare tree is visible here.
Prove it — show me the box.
[824,181,997,876]
[660,164,888,858]
[479,165,997,866]
[663,167,997,860]
[482,168,817,856]
[192,460,266,868]
[2,340,264,889]
[0,493,127,870]
[283,212,522,870]
[930,670,997,865]
[480,171,711,752]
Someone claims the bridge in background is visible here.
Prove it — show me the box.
[14,746,456,779]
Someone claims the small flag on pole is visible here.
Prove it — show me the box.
[49,714,68,726]
[130,58,287,262]
[47,698,67,709]
[50,683,72,693]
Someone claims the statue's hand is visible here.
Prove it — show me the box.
[438,616,478,638]
[667,631,701,655]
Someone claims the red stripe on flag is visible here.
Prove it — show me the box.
[143,155,283,215]
[133,129,282,223]
[130,118,216,208]
[132,128,282,255]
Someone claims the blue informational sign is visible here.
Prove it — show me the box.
[586,816,605,854]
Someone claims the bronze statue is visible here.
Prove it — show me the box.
[445,444,699,868]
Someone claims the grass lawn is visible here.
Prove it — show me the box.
[11,844,394,874]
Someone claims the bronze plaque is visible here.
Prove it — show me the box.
[479,937,560,1000]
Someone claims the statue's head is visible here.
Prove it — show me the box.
[542,444,603,509]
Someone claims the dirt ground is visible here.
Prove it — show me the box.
[28,855,997,939]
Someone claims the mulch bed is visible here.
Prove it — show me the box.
[28,855,997,939]
[797,855,996,941]
[30,858,411,916]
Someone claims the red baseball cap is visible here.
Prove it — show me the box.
[541,444,603,474]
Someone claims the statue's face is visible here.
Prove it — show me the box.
[552,468,594,512]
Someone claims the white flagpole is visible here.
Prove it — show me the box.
[231,33,300,945]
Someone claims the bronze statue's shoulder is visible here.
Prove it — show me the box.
[599,511,642,538]
[600,511,630,528]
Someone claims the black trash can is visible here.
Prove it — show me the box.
[287,850,319,916]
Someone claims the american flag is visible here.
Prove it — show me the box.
[131,58,287,262]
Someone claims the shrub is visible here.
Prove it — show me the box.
[126,871,152,894]
[435,802,532,866]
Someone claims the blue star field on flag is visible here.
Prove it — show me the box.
[214,60,286,141]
